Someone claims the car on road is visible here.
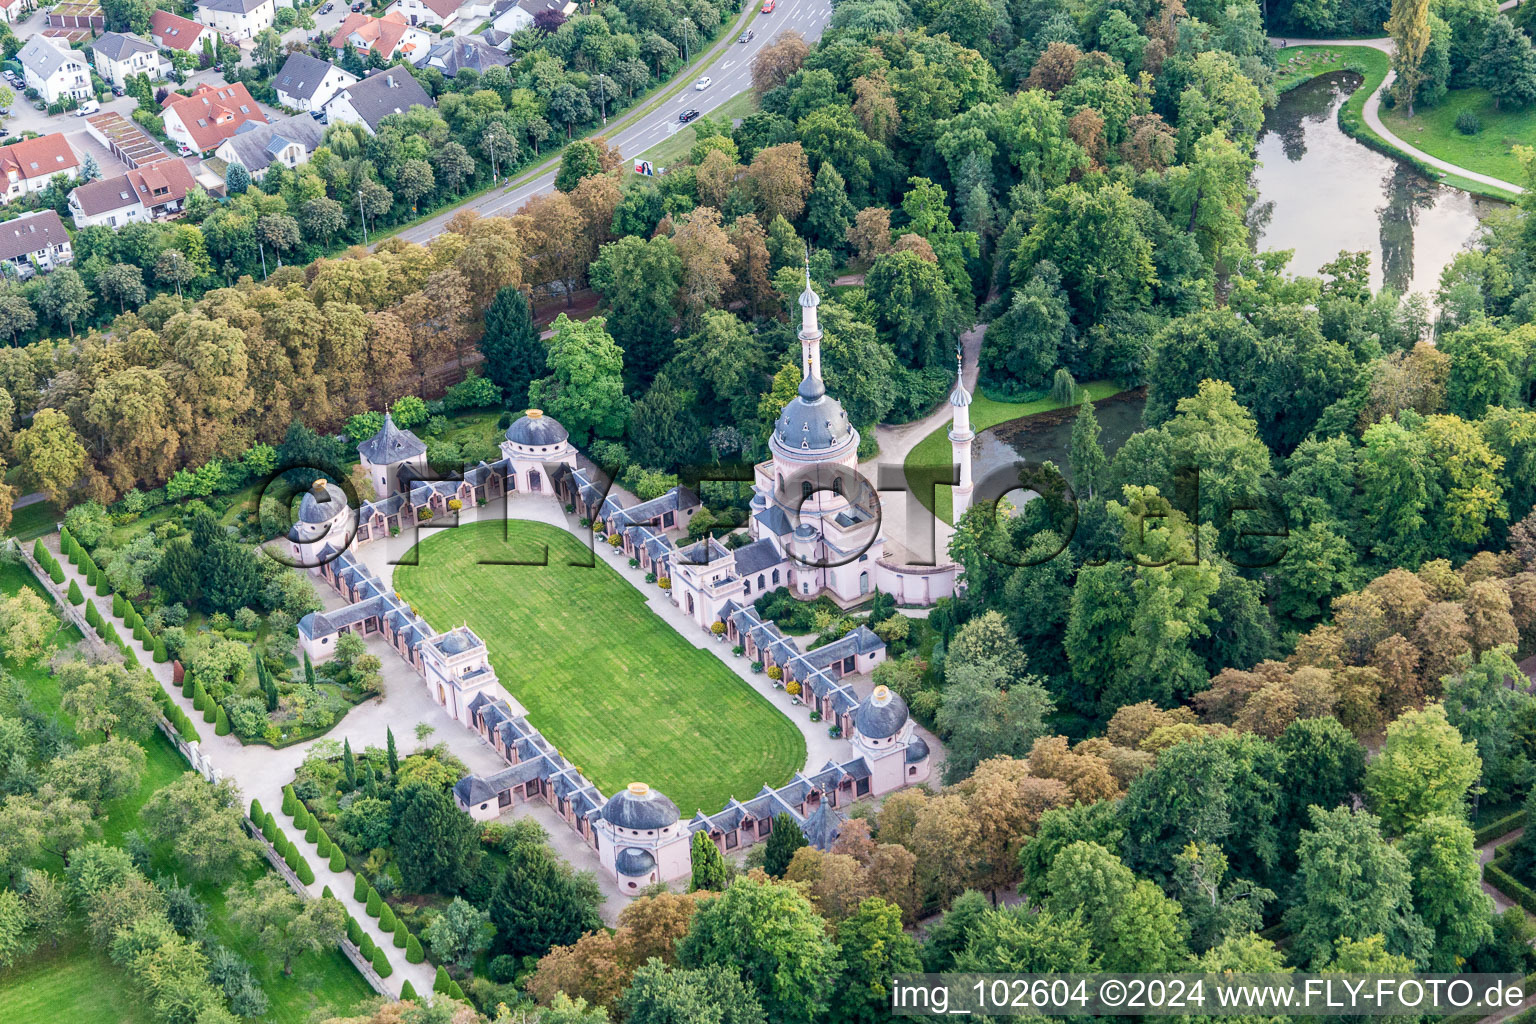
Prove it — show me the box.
[761,0,775,11]
[694,76,711,90]
[0,129,10,138]
[319,2,332,10]
[350,2,365,10]
[679,108,701,123]
[75,101,99,116]
[739,30,754,42]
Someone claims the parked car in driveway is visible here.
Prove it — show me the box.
[679,108,700,123]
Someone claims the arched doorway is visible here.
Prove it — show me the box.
[859,571,869,595]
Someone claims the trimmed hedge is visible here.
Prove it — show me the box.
[84,601,100,626]
[405,933,424,963]
[353,874,368,901]
[1475,811,1526,846]
[371,945,392,978]
[214,706,230,736]
[282,785,297,816]
[112,593,125,617]
[250,798,264,821]
[153,638,168,663]
[378,904,397,933]
[346,915,364,947]
[447,979,466,1001]
[400,979,419,1001]
[1485,858,1536,916]
[67,579,83,605]
[393,923,407,949]
[262,811,277,838]
[329,846,346,872]
[305,819,320,844]
[317,831,332,856]
[295,856,315,885]
[433,966,450,994]
[359,934,376,960]
[365,887,382,918]
[181,675,194,698]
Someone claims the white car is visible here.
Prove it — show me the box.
[694,76,712,90]
[75,101,99,116]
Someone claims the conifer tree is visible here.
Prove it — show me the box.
[401,979,419,1000]
[330,846,346,872]
[386,726,398,775]
[763,813,807,877]
[354,874,368,901]
[690,830,729,891]
[372,945,392,977]
[343,738,357,790]
[406,933,424,963]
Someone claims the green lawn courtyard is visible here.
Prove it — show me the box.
[393,518,806,815]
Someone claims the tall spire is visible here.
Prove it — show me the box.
[949,339,975,520]
[798,245,822,384]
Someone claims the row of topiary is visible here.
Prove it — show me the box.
[280,786,430,984]
[60,526,169,663]
[31,537,65,585]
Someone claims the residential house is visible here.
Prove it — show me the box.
[390,0,460,28]
[67,159,196,227]
[0,210,73,278]
[195,0,275,40]
[489,0,575,36]
[161,81,268,154]
[329,11,430,62]
[213,114,322,179]
[90,32,169,89]
[323,66,434,135]
[18,36,92,105]
[414,34,509,77]
[0,134,80,203]
[272,52,356,111]
[151,9,218,54]
[0,0,33,25]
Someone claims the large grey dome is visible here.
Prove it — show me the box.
[505,409,569,446]
[774,378,852,452]
[615,847,656,876]
[853,685,909,740]
[297,480,350,523]
[601,782,679,831]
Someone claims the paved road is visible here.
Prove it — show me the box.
[1271,0,1526,196]
[395,0,833,243]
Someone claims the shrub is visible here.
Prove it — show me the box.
[203,698,217,724]
[489,955,517,983]
[296,857,315,885]
[262,811,277,838]
[353,874,368,901]
[84,601,100,626]
[330,846,346,872]
[67,579,84,605]
[317,831,332,856]
[393,924,407,949]
[447,979,465,1000]
[366,888,382,918]
[282,786,297,816]
[401,979,419,1001]
[360,934,376,960]
[249,798,264,822]
[181,674,194,698]
[95,571,110,597]
[378,903,397,933]
[153,638,168,663]
[347,915,364,946]
[112,592,125,617]
[434,966,451,993]
[766,665,783,681]
[215,706,231,735]
[406,933,424,963]
[305,820,320,844]
[1456,109,1481,135]
[371,945,392,978]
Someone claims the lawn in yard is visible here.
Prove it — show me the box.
[5,498,60,541]
[904,380,1127,524]
[394,518,806,814]
[1381,85,1536,188]
[0,935,154,1024]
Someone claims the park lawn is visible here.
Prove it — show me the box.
[1381,86,1536,188]
[903,380,1126,525]
[0,935,155,1024]
[1273,44,1388,94]
[6,499,60,542]
[394,519,806,815]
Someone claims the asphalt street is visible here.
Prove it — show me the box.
[394,0,832,243]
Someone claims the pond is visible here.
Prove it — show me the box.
[970,390,1148,502]
[1249,71,1500,298]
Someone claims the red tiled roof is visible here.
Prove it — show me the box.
[162,82,268,152]
[70,158,195,216]
[0,133,80,183]
[330,11,417,58]
[151,9,209,50]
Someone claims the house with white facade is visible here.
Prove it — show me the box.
[0,134,80,203]
[323,66,434,135]
[390,0,461,28]
[151,8,218,54]
[195,0,275,40]
[329,11,430,62]
[161,81,267,155]
[0,210,72,277]
[90,32,169,89]
[213,113,322,179]
[18,36,92,105]
[272,52,355,111]
[0,0,33,25]
[488,0,575,36]
[67,159,196,228]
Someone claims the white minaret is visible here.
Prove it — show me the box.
[798,252,822,381]
[948,344,974,521]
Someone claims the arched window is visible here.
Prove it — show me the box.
[777,474,784,493]
[757,574,765,589]
[832,477,843,496]
[772,569,780,585]
[801,480,813,501]
[859,571,870,595]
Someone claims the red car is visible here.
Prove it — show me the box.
[761,0,775,11]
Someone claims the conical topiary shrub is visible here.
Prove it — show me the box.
[359,934,376,960]
[447,979,465,1001]
[393,923,407,949]
[433,966,450,994]
[48,559,64,585]
[378,903,397,933]
[317,831,332,856]
[371,945,392,978]
[305,819,319,844]
[365,887,382,918]
[296,856,315,885]
[84,600,100,626]
[282,785,297,816]
[263,811,278,838]
[347,915,364,946]
[405,933,424,963]
[353,874,368,901]
[124,649,139,669]
[400,979,418,1001]
[153,638,168,663]
[67,579,83,605]
[94,570,109,597]
[250,798,264,821]
[215,706,230,735]
[203,697,218,724]
[112,593,125,617]
[329,846,346,872]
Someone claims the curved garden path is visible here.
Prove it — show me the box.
[1269,0,1526,196]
